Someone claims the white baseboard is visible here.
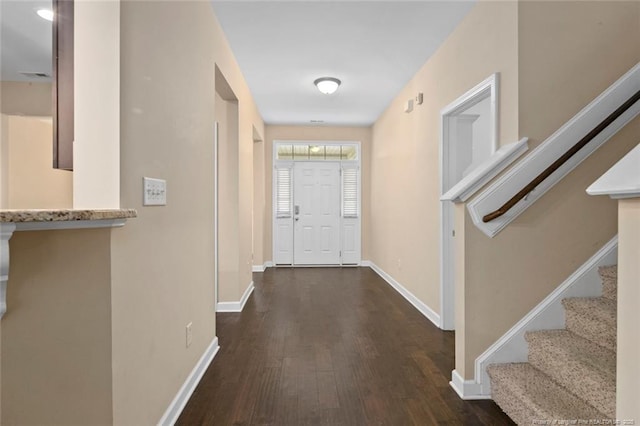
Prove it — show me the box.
[157,336,220,426]
[252,261,273,272]
[216,281,254,313]
[470,236,618,398]
[364,261,441,328]
[449,370,491,400]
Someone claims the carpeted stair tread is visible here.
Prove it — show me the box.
[598,265,617,301]
[562,297,616,325]
[526,329,616,417]
[562,297,616,350]
[487,363,608,425]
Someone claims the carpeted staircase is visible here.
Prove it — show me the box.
[488,265,617,425]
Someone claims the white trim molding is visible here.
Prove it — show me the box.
[441,73,500,154]
[468,62,640,237]
[364,261,440,328]
[439,137,528,330]
[252,262,273,273]
[465,236,618,399]
[158,336,220,426]
[450,370,492,400]
[439,74,500,331]
[441,138,529,203]
[13,218,127,231]
[587,143,640,199]
[216,281,254,313]
[214,122,220,314]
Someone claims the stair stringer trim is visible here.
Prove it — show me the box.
[461,236,618,399]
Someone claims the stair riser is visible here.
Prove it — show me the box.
[491,381,541,426]
[565,311,616,351]
[598,266,617,301]
[601,276,617,301]
[488,364,608,424]
[528,347,615,418]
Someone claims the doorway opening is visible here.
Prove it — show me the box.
[215,66,239,307]
[440,73,498,330]
[273,141,361,266]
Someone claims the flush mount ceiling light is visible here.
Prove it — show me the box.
[314,77,341,95]
[37,8,54,21]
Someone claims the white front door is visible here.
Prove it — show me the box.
[293,162,341,265]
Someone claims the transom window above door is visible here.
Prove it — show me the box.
[276,143,358,161]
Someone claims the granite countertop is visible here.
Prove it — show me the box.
[0,209,137,223]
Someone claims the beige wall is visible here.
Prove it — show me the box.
[0,81,52,117]
[457,0,640,379]
[617,198,640,421]
[2,229,113,425]
[518,1,640,150]
[0,115,72,209]
[112,1,263,423]
[263,125,373,262]
[370,1,519,322]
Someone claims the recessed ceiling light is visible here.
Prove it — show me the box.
[314,77,341,95]
[37,9,54,21]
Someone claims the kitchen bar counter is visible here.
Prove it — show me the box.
[0,208,136,319]
[0,208,137,223]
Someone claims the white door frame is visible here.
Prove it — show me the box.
[439,73,498,330]
[214,122,219,306]
[272,140,361,267]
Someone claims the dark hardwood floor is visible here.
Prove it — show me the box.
[177,267,513,425]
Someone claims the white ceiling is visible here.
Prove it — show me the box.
[0,1,475,125]
[210,0,475,126]
[0,0,53,82]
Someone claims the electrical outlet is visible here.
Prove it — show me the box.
[143,177,167,206]
[186,322,193,348]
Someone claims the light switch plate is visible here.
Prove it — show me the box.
[143,177,167,206]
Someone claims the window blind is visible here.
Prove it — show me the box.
[342,167,358,218]
[275,167,292,218]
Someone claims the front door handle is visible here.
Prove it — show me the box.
[294,205,300,215]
